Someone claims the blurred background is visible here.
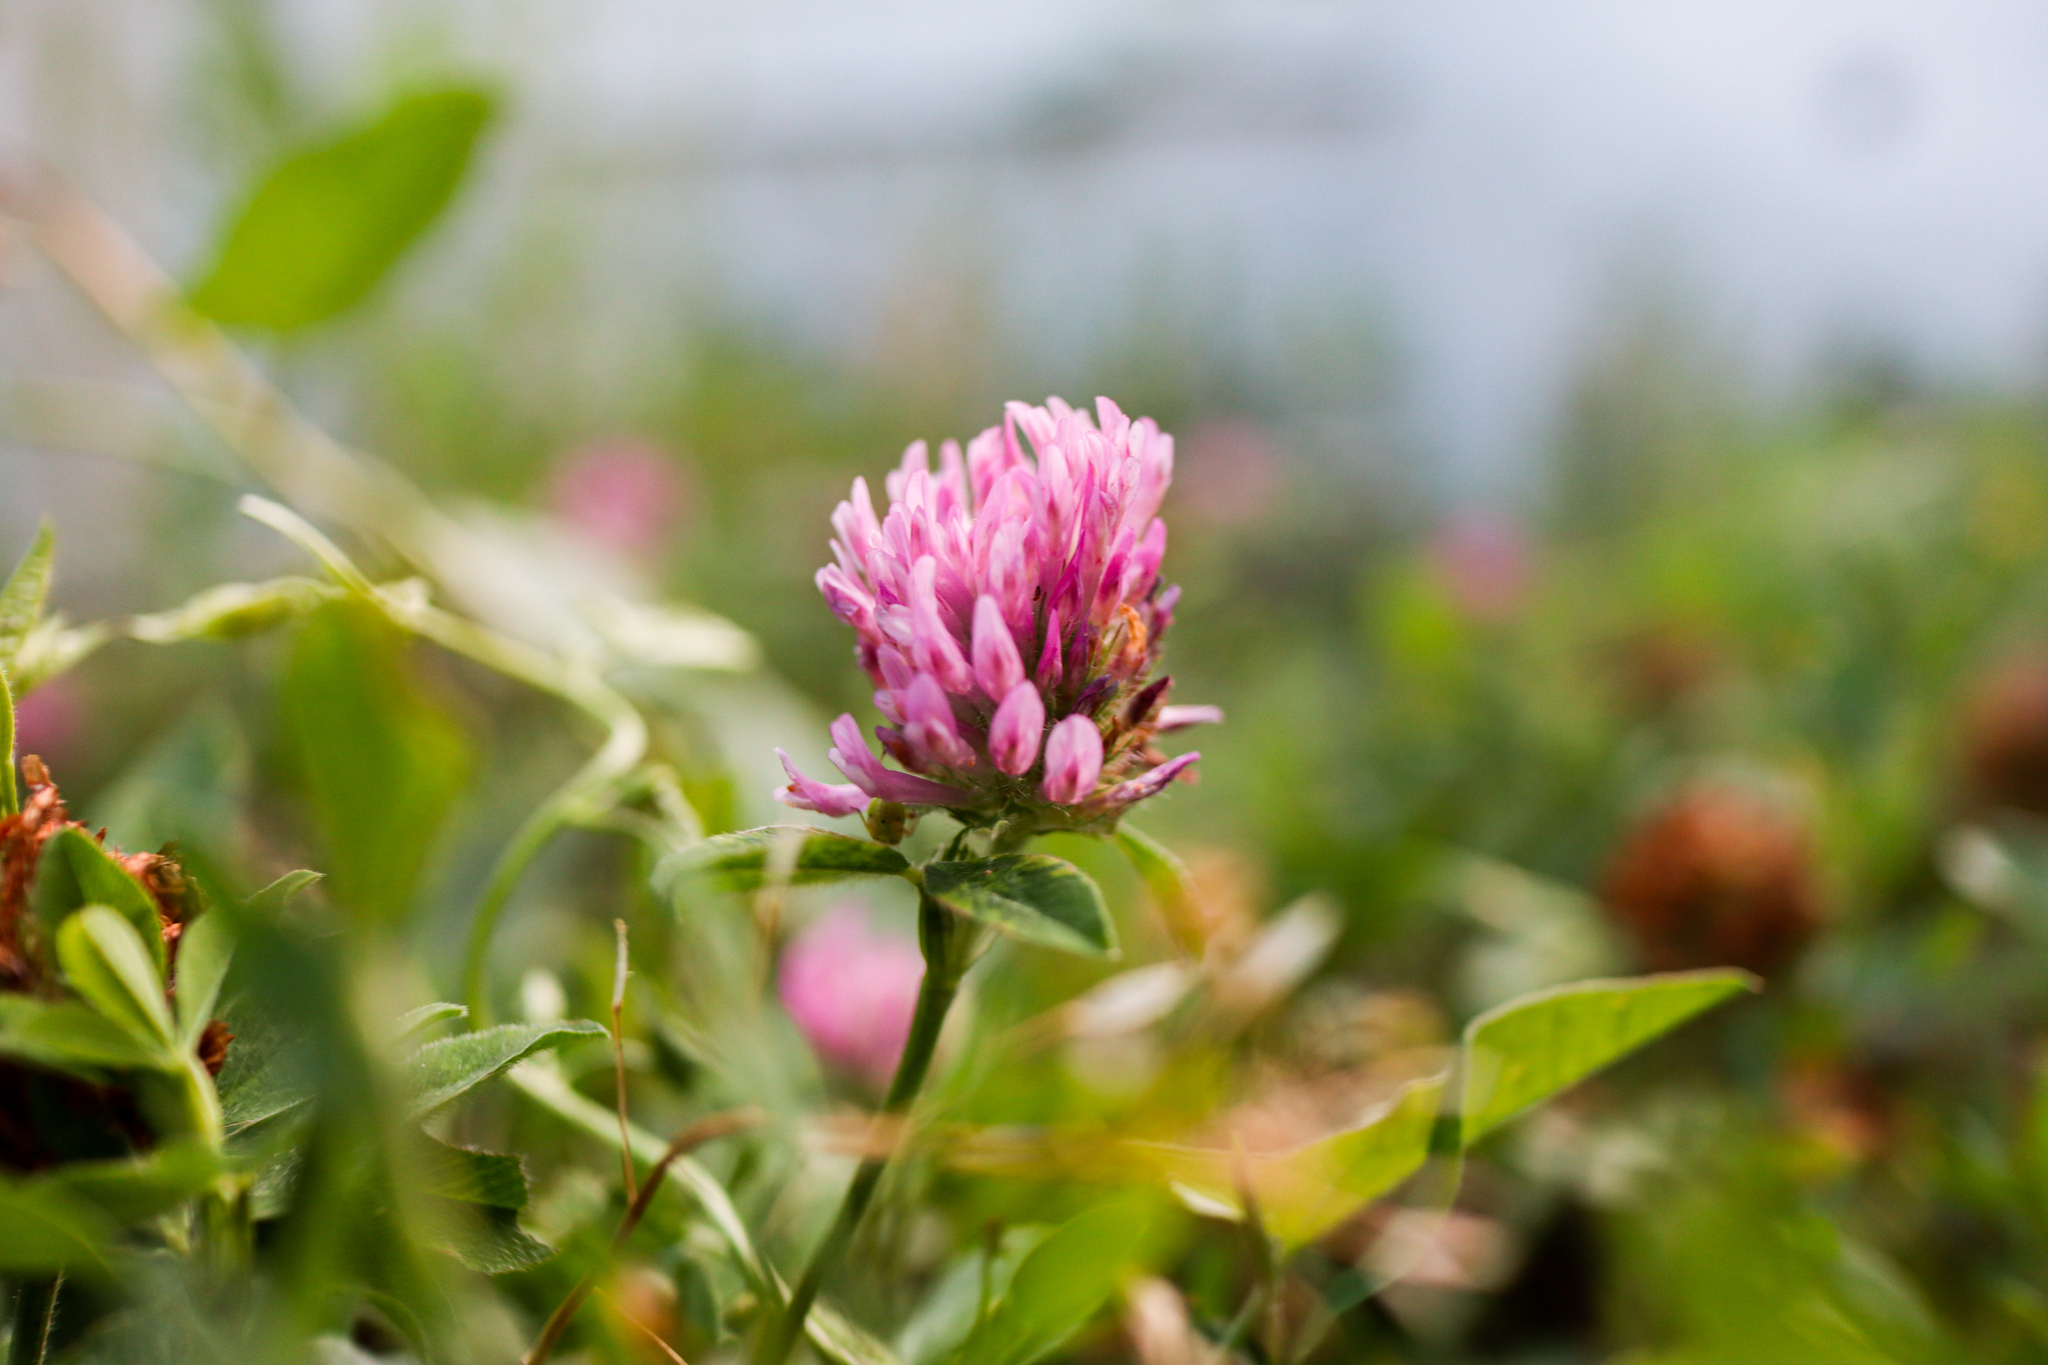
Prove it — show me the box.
[13,1,2048,1360]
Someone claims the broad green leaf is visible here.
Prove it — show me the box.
[396,1001,468,1042]
[283,600,469,926]
[403,1019,607,1118]
[246,868,322,915]
[659,825,911,893]
[923,855,1117,958]
[1456,969,1758,1145]
[57,906,176,1059]
[190,88,495,329]
[0,1175,112,1272]
[417,1138,526,1208]
[1137,1074,1448,1249]
[130,577,341,643]
[215,1010,315,1132]
[0,993,164,1075]
[0,517,53,666]
[955,1197,1151,1365]
[174,910,234,1048]
[1113,825,1204,952]
[47,826,168,974]
[430,1203,556,1274]
[46,1139,223,1223]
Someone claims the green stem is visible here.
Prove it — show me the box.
[8,1275,61,1365]
[755,888,968,1365]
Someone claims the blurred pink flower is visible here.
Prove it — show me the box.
[779,904,925,1089]
[11,679,81,763]
[547,437,691,561]
[776,397,1214,828]
[1429,512,1533,623]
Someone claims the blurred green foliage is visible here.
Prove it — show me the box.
[16,27,2048,1365]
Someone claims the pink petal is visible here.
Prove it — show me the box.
[773,749,869,818]
[990,682,1046,775]
[1095,751,1200,809]
[1040,715,1104,804]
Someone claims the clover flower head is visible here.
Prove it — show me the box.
[776,396,1218,831]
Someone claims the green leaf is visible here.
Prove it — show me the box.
[190,88,496,329]
[955,1197,1151,1365]
[283,600,469,926]
[0,993,165,1075]
[1139,1074,1447,1249]
[56,906,177,1059]
[403,1019,607,1119]
[659,825,911,893]
[809,1304,907,1365]
[430,1202,556,1274]
[396,1001,468,1042]
[130,577,341,643]
[922,855,1117,958]
[417,1138,526,1208]
[1113,825,1203,951]
[45,1139,224,1223]
[0,1174,112,1273]
[9,616,111,695]
[1456,969,1759,1146]
[215,1010,314,1132]
[246,869,322,915]
[47,826,168,975]
[0,517,54,667]
[174,910,234,1049]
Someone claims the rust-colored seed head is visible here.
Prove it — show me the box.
[1961,654,2048,817]
[1601,783,1822,976]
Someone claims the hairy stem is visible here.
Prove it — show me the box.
[755,888,968,1365]
[8,1275,61,1365]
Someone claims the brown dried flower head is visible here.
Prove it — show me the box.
[1960,652,2048,818]
[1600,781,1823,977]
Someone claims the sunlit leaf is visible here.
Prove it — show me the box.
[417,1137,526,1208]
[1137,1074,1448,1249]
[923,855,1117,958]
[46,826,168,975]
[174,910,234,1049]
[1113,825,1204,952]
[0,993,164,1076]
[56,906,176,1059]
[396,1001,467,1042]
[954,1196,1151,1365]
[659,825,910,894]
[9,615,111,695]
[246,868,322,915]
[130,577,341,643]
[0,517,53,667]
[190,88,495,329]
[1456,969,1758,1145]
[283,600,469,926]
[404,1019,607,1118]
